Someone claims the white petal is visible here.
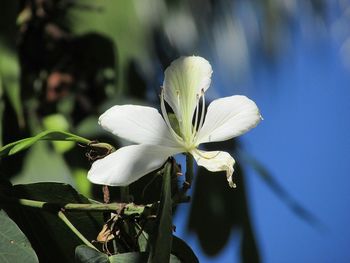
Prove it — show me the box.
[88,144,183,186]
[163,56,212,135]
[99,105,179,147]
[191,149,236,188]
[196,95,261,144]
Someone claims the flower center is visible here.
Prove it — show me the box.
[160,88,206,151]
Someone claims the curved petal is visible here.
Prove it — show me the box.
[191,149,236,188]
[196,95,261,144]
[163,56,212,136]
[88,144,183,186]
[99,105,180,147]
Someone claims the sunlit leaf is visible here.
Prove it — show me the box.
[0,130,91,157]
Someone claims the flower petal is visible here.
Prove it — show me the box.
[99,105,180,147]
[191,149,236,188]
[163,56,212,136]
[88,144,182,186]
[196,95,261,144]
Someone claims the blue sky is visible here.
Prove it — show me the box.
[242,34,350,262]
[174,6,350,262]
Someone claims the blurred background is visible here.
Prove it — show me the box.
[1,0,350,262]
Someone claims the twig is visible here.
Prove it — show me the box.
[1,197,152,214]
[185,153,194,188]
[57,210,96,249]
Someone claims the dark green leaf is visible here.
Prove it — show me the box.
[0,97,4,147]
[109,252,146,263]
[147,161,173,263]
[0,209,38,263]
[75,245,109,263]
[188,141,260,263]
[1,183,104,263]
[0,130,91,157]
[171,236,199,263]
[109,252,181,263]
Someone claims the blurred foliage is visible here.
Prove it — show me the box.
[188,140,259,262]
[0,0,327,262]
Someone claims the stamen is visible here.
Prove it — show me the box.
[192,94,200,135]
[193,148,220,160]
[160,89,183,143]
[193,89,206,142]
[176,90,181,111]
[198,89,206,131]
[175,89,183,131]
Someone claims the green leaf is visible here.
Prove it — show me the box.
[171,236,199,263]
[109,252,181,263]
[0,130,91,157]
[0,209,38,263]
[109,252,146,263]
[75,245,109,263]
[1,183,104,263]
[147,161,173,263]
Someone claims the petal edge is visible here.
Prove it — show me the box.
[99,105,179,147]
[88,144,182,186]
[197,95,261,144]
[191,149,236,187]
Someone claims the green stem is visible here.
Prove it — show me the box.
[3,198,150,214]
[185,153,194,187]
[57,210,96,249]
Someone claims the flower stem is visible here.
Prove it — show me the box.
[89,142,115,153]
[57,210,96,249]
[185,153,194,187]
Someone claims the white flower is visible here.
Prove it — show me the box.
[88,56,261,188]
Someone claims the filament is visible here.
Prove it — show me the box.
[192,94,200,134]
[193,90,206,142]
